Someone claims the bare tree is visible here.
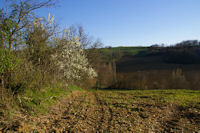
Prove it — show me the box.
[0,0,56,52]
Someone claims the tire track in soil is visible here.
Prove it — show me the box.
[94,92,114,132]
[42,91,108,132]
[66,92,92,132]
[93,92,105,131]
[107,107,114,131]
[62,92,87,132]
[71,92,103,132]
[94,92,111,132]
[47,91,87,132]
[61,91,108,132]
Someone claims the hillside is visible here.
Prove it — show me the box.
[97,43,200,90]
[99,46,200,72]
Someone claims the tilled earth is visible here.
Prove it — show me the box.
[1,90,200,132]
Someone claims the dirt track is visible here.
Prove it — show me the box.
[2,90,200,132]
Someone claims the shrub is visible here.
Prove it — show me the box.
[52,28,97,83]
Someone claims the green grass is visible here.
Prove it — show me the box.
[112,47,148,56]
[19,83,83,115]
[130,89,200,107]
[100,47,148,56]
[99,46,148,62]
[99,89,200,108]
[70,85,83,91]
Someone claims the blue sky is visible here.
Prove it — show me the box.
[2,0,200,46]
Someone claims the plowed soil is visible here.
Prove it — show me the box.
[1,90,200,132]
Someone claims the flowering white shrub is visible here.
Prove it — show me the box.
[52,28,97,81]
[33,13,55,29]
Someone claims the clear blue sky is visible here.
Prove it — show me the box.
[2,0,200,46]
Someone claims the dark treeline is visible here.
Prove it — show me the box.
[149,40,200,64]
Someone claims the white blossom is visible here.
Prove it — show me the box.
[52,28,97,81]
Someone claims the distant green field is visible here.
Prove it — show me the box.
[99,46,148,63]
[100,46,148,57]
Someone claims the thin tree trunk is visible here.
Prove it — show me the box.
[0,76,5,101]
[8,37,12,53]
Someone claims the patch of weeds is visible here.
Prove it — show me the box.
[33,129,39,133]
[103,130,110,133]
[19,83,70,115]
[70,86,83,91]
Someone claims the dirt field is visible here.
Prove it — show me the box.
[2,90,200,132]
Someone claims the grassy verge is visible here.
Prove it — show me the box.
[18,83,83,115]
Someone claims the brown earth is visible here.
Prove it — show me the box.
[1,90,200,132]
